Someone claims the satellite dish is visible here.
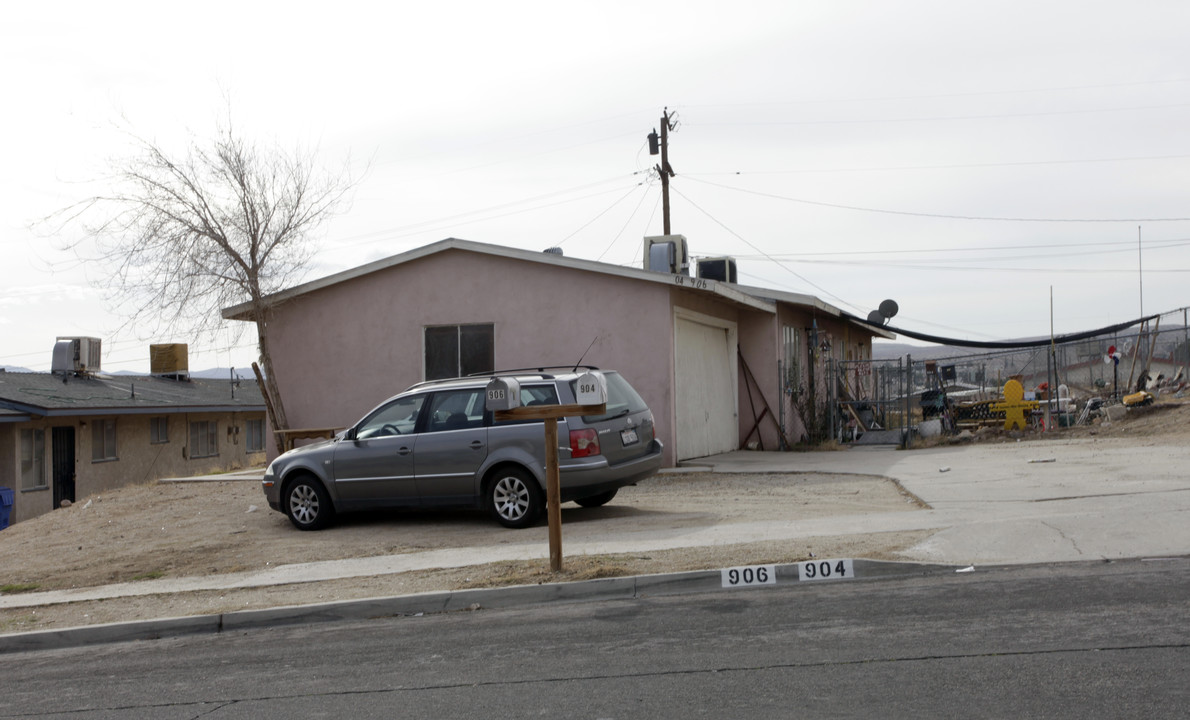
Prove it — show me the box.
[867,310,885,325]
[878,299,899,320]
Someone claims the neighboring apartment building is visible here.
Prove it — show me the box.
[0,347,266,526]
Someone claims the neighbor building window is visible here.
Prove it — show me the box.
[246,418,264,453]
[20,428,46,490]
[150,416,169,444]
[92,419,118,462]
[189,420,218,459]
[424,323,494,380]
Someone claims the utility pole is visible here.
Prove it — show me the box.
[648,108,678,234]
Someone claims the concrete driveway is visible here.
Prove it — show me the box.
[701,437,1190,565]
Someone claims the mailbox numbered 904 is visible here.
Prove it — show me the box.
[574,370,608,406]
[485,377,521,412]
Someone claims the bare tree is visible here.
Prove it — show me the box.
[58,121,353,453]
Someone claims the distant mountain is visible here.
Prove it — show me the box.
[190,368,255,380]
[93,368,255,380]
[872,342,968,361]
[0,366,255,379]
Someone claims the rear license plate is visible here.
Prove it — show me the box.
[620,428,639,446]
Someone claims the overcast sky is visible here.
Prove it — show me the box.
[4,1,1189,373]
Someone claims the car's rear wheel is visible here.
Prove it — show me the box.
[285,475,335,531]
[574,488,618,508]
[487,468,542,529]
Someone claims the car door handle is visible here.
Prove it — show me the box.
[470,441,484,450]
[397,447,412,456]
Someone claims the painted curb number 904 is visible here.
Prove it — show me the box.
[798,558,855,581]
[721,565,776,588]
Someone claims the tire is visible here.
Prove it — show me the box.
[284,475,335,531]
[574,488,618,508]
[487,468,543,529]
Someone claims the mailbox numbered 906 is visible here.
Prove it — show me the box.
[574,370,607,406]
[485,377,521,412]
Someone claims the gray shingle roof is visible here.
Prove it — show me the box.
[0,372,265,418]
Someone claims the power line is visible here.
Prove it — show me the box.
[679,78,1190,108]
[556,183,645,247]
[686,102,1190,128]
[726,237,1190,258]
[669,185,862,312]
[684,152,1190,176]
[597,184,654,262]
[329,181,646,250]
[683,176,1190,223]
[780,257,1190,274]
[330,173,644,247]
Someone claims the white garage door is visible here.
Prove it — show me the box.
[675,314,738,460]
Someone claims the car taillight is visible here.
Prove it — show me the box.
[569,428,601,458]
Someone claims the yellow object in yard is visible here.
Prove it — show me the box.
[1122,390,1154,407]
[989,379,1039,431]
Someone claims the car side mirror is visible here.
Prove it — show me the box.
[343,427,357,442]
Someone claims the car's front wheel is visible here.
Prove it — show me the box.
[574,488,618,508]
[285,476,335,531]
[487,468,542,529]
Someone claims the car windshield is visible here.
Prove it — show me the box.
[574,372,647,423]
[356,395,425,439]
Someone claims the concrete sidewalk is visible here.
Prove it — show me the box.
[4,436,1187,614]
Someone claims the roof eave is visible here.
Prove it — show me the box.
[223,238,781,319]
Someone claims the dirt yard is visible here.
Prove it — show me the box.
[2,396,1186,632]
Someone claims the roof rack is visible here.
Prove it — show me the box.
[400,366,602,394]
[465,365,600,378]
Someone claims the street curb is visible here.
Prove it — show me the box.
[0,559,957,654]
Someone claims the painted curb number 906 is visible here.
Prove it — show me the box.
[798,558,855,581]
[721,565,776,588]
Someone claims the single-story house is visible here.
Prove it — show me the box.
[222,238,892,466]
[0,365,266,526]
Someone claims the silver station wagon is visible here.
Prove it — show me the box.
[263,368,664,530]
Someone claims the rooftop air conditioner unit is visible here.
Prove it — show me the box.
[696,256,738,283]
[150,343,190,378]
[51,337,102,374]
[643,235,689,275]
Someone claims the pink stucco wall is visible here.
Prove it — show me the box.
[265,250,681,464]
[258,246,880,464]
[737,309,781,450]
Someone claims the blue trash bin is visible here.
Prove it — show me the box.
[0,487,13,530]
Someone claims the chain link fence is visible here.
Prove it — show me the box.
[816,308,1190,446]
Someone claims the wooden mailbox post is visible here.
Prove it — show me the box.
[488,372,607,572]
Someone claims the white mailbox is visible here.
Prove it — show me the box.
[574,370,608,406]
[485,377,521,412]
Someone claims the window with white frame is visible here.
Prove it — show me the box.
[424,324,494,380]
[20,428,46,490]
[189,420,218,459]
[246,418,264,453]
[92,419,118,462]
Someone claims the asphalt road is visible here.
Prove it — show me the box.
[1,558,1186,719]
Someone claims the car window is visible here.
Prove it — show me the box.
[426,388,486,432]
[491,384,560,425]
[574,372,647,422]
[520,384,559,407]
[356,395,425,439]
